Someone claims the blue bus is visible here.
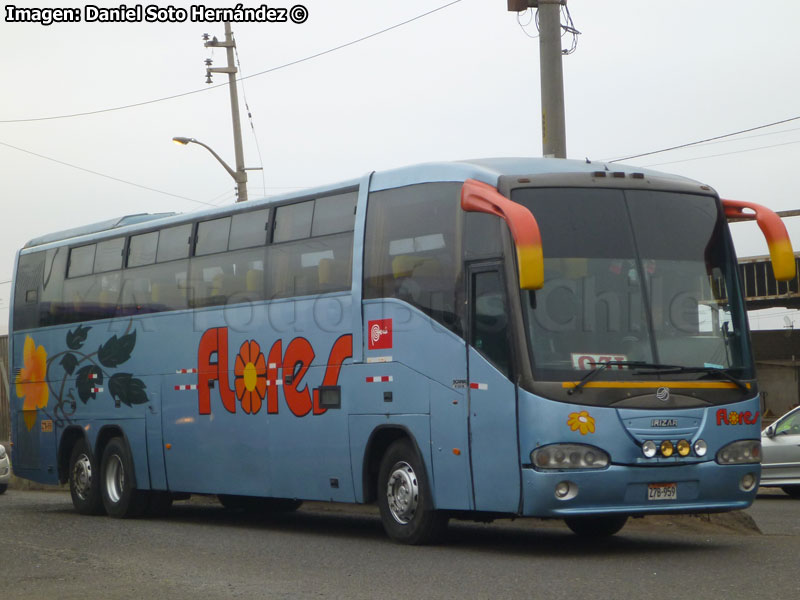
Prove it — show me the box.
[10,158,796,543]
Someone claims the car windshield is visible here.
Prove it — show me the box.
[512,187,754,383]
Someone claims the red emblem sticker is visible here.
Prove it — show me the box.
[368,319,392,350]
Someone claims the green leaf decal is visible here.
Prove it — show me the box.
[98,331,137,368]
[108,373,148,407]
[60,353,79,375]
[66,325,91,350]
[76,365,103,403]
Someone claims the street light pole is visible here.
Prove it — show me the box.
[172,136,246,195]
[204,22,248,202]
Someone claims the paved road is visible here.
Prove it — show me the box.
[1,490,798,600]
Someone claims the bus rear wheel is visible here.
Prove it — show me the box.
[377,439,448,545]
[68,439,104,515]
[781,485,800,498]
[564,515,628,537]
[100,437,147,518]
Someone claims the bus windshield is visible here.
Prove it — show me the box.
[512,187,753,384]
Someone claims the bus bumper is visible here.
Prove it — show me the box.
[521,462,759,517]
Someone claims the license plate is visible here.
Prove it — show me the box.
[648,482,677,501]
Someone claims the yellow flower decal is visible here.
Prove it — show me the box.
[15,335,49,431]
[728,411,739,425]
[567,411,595,435]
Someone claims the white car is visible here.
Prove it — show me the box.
[0,444,10,494]
[761,406,800,498]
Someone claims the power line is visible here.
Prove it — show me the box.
[0,140,215,207]
[0,0,465,125]
[609,115,800,163]
[641,138,800,168]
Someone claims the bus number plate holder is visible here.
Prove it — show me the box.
[648,483,677,501]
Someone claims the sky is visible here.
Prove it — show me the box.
[2,0,800,334]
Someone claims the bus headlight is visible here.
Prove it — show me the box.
[532,444,609,470]
[716,440,761,465]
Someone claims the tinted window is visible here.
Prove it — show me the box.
[274,201,313,243]
[128,231,158,267]
[266,233,353,298]
[229,208,269,250]
[157,224,192,262]
[68,245,95,278]
[363,182,462,334]
[196,217,231,256]
[472,269,511,377]
[13,252,45,330]
[312,192,357,236]
[94,237,125,273]
[190,248,265,308]
[118,260,189,315]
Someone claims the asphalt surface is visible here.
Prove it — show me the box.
[1,488,798,599]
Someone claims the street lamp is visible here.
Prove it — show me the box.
[172,136,248,202]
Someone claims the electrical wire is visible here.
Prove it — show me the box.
[0,140,215,207]
[609,115,800,163]
[641,138,800,168]
[0,0,466,125]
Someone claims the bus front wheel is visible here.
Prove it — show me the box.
[377,439,448,545]
[564,515,628,537]
[68,438,104,515]
[100,437,147,518]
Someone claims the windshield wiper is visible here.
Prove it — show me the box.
[567,360,649,395]
[633,364,749,392]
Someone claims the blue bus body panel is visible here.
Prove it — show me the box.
[517,390,761,516]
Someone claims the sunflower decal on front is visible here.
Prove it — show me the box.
[15,335,49,431]
[567,410,596,435]
[234,340,267,414]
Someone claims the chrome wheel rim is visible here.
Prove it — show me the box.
[72,454,93,500]
[386,461,419,525]
[104,455,124,504]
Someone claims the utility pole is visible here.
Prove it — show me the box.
[204,22,248,202]
[508,0,568,158]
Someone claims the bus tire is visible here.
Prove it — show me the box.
[564,515,628,537]
[100,437,147,518]
[68,438,104,515]
[377,438,448,545]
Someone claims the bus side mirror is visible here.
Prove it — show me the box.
[461,179,544,290]
[723,199,796,281]
[764,425,775,438]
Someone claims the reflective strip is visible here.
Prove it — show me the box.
[176,368,197,374]
[366,376,393,383]
[469,382,488,390]
[266,380,283,386]
[174,384,198,391]
[91,387,103,393]
[88,373,99,380]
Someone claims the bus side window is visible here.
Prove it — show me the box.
[471,269,511,378]
[363,182,463,335]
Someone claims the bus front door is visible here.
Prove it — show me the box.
[466,263,521,513]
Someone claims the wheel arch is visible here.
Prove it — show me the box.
[362,425,425,505]
[58,426,89,484]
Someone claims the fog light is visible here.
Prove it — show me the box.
[740,473,757,492]
[642,440,657,458]
[554,480,577,501]
[555,481,570,498]
[677,439,691,457]
[660,440,674,457]
[694,439,707,457]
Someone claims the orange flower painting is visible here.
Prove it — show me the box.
[567,410,596,435]
[234,340,267,414]
[15,335,49,431]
